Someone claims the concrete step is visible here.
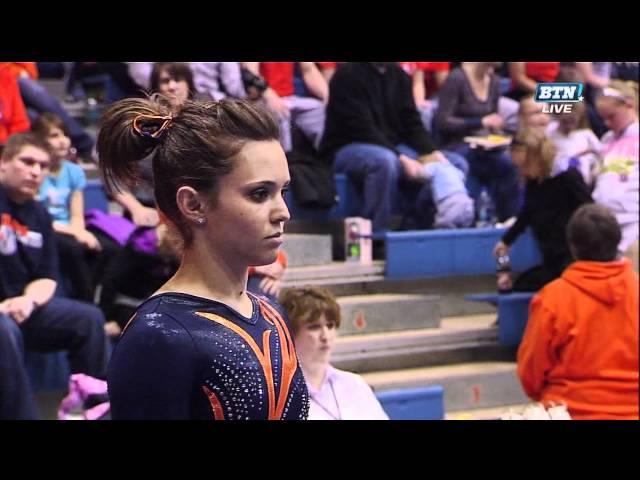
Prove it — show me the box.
[282,233,333,267]
[325,274,498,318]
[446,403,530,420]
[336,293,440,335]
[363,361,528,412]
[282,260,385,287]
[332,314,508,372]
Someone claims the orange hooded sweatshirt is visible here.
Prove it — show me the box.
[518,259,639,420]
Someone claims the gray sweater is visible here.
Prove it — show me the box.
[434,67,501,148]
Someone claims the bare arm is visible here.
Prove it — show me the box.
[508,62,538,93]
[68,189,85,232]
[321,66,335,83]
[24,279,57,307]
[113,190,159,227]
[0,279,57,324]
[412,70,427,106]
[575,62,609,89]
[299,62,329,102]
[434,70,449,88]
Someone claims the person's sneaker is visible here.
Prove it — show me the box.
[547,403,572,420]
[522,403,551,420]
[58,374,110,420]
[495,216,517,229]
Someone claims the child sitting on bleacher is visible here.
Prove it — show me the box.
[399,154,475,228]
[32,113,120,302]
[546,101,602,186]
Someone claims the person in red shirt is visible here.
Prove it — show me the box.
[2,62,96,159]
[507,62,560,101]
[517,203,639,419]
[243,62,328,152]
[0,64,31,146]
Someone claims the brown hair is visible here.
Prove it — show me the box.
[31,112,67,138]
[96,95,279,247]
[150,63,197,99]
[567,204,621,262]
[512,127,557,179]
[279,287,341,336]
[1,132,52,162]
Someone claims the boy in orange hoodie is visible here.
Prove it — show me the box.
[518,204,639,419]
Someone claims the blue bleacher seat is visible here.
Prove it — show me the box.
[84,179,109,213]
[466,291,536,346]
[376,385,445,420]
[385,227,542,279]
[285,173,362,221]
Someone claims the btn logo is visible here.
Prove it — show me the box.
[534,82,584,114]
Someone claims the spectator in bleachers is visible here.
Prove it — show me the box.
[0,64,31,145]
[243,62,327,152]
[2,63,96,160]
[493,128,593,292]
[507,62,560,101]
[280,287,388,420]
[517,203,639,420]
[398,150,475,229]
[435,62,521,224]
[518,94,552,133]
[554,63,609,139]
[32,113,121,303]
[150,63,197,103]
[592,80,639,266]
[0,133,107,419]
[546,100,602,186]
[190,62,246,101]
[320,62,468,232]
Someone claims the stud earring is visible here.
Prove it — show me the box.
[197,217,206,225]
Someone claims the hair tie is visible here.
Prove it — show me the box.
[133,114,173,139]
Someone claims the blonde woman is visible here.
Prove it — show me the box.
[493,128,592,292]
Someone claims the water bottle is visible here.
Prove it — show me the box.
[345,221,361,262]
[496,253,513,294]
[476,190,492,228]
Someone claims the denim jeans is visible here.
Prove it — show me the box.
[334,142,469,231]
[0,298,107,420]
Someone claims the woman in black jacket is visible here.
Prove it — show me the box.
[493,128,593,292]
